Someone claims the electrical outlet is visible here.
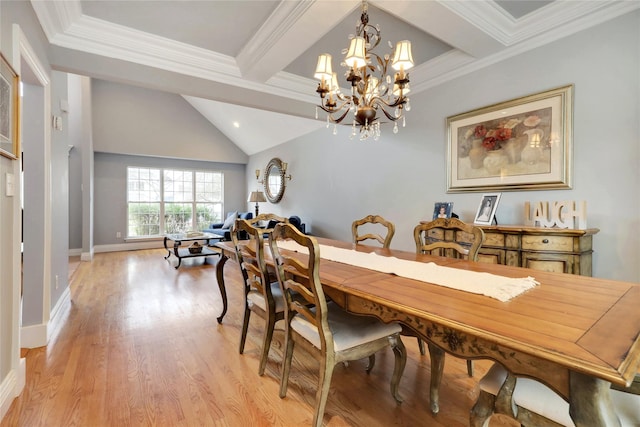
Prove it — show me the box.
[55,275,59,289]
[116,231,122,238]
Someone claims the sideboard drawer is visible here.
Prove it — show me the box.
[483,232,505,247]
[522,235,574,252]
[476,225,598,277]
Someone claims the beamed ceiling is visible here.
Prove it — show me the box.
[30,0,639,154]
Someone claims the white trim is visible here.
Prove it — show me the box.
[14,23,53,338]
[19,323,48,349]
[73,240,166,255]
[0,358,25,421]
[80,250,93,262]
[47,286,71,342]
[69,248,82,256]
[94,240,165,253]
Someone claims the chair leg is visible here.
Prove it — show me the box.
[467,359,474,377]
[312,356,335,427]
[470,390,496,427]
[258,316,276,376]
[239,306,251,354]
[279,330,295,399]
[390,335,407,404]
[365,354,376,374]
[417,337,425,355]
[427,342,445,414]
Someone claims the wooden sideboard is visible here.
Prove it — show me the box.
[475,225,599,276]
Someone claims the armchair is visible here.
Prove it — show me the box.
[203,211,253,241]
[266,215,306,234]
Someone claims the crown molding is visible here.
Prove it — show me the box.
[236,0,315,78]
[30,0,82,40]
[31,0,640,110]
[237,0,358,82]
[441,0,639,46]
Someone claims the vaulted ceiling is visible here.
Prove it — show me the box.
[31,0,638,155]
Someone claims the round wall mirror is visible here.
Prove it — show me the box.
[264,157,286,203]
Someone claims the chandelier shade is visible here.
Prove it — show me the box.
[344,37,367,69]
[392,41,414,71]
[313,0,414,141]
[314,54,333,81]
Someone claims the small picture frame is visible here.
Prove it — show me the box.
[474,193,501,225]
[433,202,454,220]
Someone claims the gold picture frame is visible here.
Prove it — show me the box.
[447,85,573,192]
[0,53,20,160]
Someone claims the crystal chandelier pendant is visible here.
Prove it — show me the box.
[312,0,414,141]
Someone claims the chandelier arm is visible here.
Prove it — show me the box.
[378,106,401,122]
[327,108,352,124]
[371,94,407,109]
[319,98,353,114]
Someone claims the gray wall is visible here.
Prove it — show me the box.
[91,79,248,164]
[1,0,55,404]
[21,83,46,326]
[247,11,640,283]
[93,153,246,246]
[50,71,70,306]
[86,79,251,248]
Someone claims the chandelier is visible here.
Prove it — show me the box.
[314,0,414,141]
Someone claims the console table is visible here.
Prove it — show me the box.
[476,225,598,276]
[163,232,223,269]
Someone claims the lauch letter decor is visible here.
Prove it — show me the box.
[524,201,587,229]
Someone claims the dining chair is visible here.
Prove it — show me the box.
[231,215,287,376]
[471,363,640,426]
[251,212,289,232]
[351,214,395,248]
[268,222,407,427]
[413,218,485,380]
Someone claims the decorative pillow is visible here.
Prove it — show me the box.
[222,211,237,229]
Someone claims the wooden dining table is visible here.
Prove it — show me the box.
[214,237,640,427]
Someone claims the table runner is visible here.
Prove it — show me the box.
[276,241,539,302]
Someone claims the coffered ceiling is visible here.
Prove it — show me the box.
[30,0,638,155]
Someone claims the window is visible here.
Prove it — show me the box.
[127,167,223,238]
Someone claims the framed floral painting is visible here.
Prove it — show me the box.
[0,53,20,160]
[446,85,573,192]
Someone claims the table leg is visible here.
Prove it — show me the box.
[215,253,229,324]
[569,371,621,427]
[163,236,171,259]
[427,342,444,414]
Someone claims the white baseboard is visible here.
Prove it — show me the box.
[20,286,71,349]
[94,240,164,253]
[80,249,93,261]
[48,287,71,342]
[70,241,163,258]
[0,358,26,421]
[69,248,82,256]
[20,323,47,349]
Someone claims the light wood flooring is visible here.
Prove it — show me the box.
[2,249,517,426]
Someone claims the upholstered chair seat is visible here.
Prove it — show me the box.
[291,302,402,351]
[471,363,640,427]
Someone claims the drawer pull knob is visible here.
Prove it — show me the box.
[542,239,549,244]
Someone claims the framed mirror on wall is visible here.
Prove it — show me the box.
[263,157,287,203]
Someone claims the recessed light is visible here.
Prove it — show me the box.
[233,121,240,128]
